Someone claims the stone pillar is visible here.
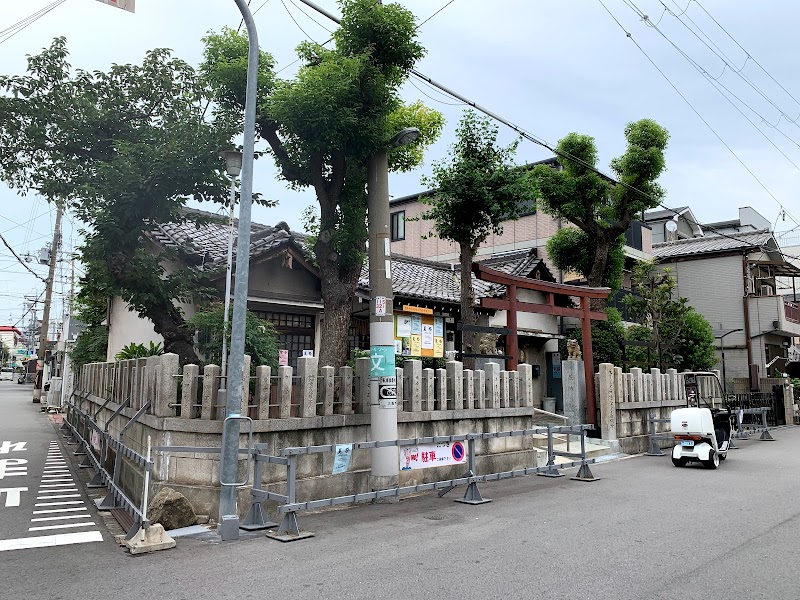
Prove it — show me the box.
[181,364,199,419]
[666,369,678,402]
[474,369,486,409]
[499,371,510,408]
[355,357,370,415]
[598,363,617,441]
[783,381,794,426]
[278,365,293,419]
[422,368,434,411]
[201,364,220,421]
[446,361,464,410]
[631,367,643,403]
[320,366,335,416]
[562,359,586,425]
[254,365,271,420]
[155,354,178,418]
[517,364,532,408]
[463,369,474,409]
[509,370,520,408]
[395,367,404,413]
[297,356,318,418]
[338,366,354,415]
[404,360,422,412]
[484,363,501,409]
[240,354,252,416]
[434,368,447,411]
[651,368,662,403]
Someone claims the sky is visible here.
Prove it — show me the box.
[1,0,799,328]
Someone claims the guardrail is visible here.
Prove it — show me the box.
[233,423,600,542]
[61,393,154,540]
[733,407,775,441]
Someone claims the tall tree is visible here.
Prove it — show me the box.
[417,110,538,367]
[534,119,669,307]
[201,0,443,368]
[0,38,238,365]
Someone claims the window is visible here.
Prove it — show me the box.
[390,211,405,241]
[251,310,315,369]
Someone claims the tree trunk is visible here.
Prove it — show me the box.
[144,301,198,366]
[315,235,363,369]
[587,230,613,312]
[460,244,478,370]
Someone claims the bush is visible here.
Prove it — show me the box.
[677,309,716,371]
[115,341,163,361]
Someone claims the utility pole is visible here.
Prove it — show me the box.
[33,204,63,403]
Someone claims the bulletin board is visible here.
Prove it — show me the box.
[394,312,444,358]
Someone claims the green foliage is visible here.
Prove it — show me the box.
[0,38,239,365]
[201,1,442,368]
[622,324,653,371]
[561,308,625,371]
[115,341,164,361]
[677,309,716,371]
[347,348,371,368]
[419,110,537,252]
[69,325,109,370]
[546,229,626,291]
[187,304,279,373]
[534,120,669,293]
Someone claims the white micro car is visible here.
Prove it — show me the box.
[0,367,13,381]
[670,373,733,469]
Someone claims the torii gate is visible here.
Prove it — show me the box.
[473,263,610,426]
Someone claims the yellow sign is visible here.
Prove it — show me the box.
[433,337,444,358]
[402,305,433,315]
[410,335,422,356]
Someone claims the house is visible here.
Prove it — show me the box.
[642,206,704,244]
[0,325,29,368]
[652,229,800,383]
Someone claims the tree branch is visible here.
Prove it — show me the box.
[261,124,303,182]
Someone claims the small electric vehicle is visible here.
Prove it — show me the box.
[670,372,733,469]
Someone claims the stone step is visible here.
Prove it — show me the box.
[551,441,614,464]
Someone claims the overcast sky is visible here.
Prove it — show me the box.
[1,0,799,327]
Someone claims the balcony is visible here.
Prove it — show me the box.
[748,295,800,337]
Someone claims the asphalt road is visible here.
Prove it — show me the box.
[2,380,799,600]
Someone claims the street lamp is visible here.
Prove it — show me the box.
[217,149,243,383]
[367,127,420,493]
[715,328,744,394]
[218,0,259,541]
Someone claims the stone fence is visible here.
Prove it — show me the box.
[75,354,550,519]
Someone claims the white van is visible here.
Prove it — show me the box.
[0,367,13,381]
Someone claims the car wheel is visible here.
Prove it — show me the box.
[703,450,719,470]
[672,457,688,467]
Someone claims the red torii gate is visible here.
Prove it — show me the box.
[473,263,610,426]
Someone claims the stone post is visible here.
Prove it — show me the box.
[278,365,293,419]
[320,366,335,416]
[254,365,271,420]
[355,357,370,415]
[463,369,474,409]
[562,359,586,425]
[666,368,677,402]
[297,356,318,418]
[338,366,354,415]
[631,367,643,403]
[201,364,220,421]
[783,381,794,426]
[651,368,662,402]
[474,369,486,409]
[240,354,251,416]
[422,368,434,411]
[598,363,617,441]
[446,361,464,410]
[155,354,179,418]
[499,371,510,408]
[517,364,532,408]
[509,370,520,408]
[435,368,447,411]
[484,363,501,409]
[180,364,199,419]
[404,360,422,412]
[395,367,404,412]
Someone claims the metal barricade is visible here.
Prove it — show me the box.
[236,423,600,542]
[733,407,775,441]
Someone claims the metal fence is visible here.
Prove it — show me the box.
[727,391,785,427]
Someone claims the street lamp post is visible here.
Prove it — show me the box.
[218,0,259,541]
[715,328,744,394]
[367,127,419,492]
[217,150,243,383]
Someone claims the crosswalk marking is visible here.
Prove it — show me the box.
[30,522,96,532]
[30,515,94,523]
[0,531,103,552]
[34,500,83,507]
[32,507,87,514]
[36,495,81,500]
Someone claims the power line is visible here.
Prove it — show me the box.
[0,232,46,282]
[418,0,457,29]
[0,0,67,46]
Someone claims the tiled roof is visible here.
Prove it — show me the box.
[358,249,551,305]
[652,230,774,258]
[147,207,304,266]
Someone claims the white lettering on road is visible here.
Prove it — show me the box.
[0,487,28,507]
[0,459,27,479]
[0,442,27,454]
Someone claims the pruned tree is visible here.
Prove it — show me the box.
[201,0,443,368]
[416,110,538,367]
[534,119,669,307]
[0,38,239,365]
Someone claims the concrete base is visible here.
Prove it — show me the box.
[123,523,176,555]
[265,530,315,542]
[369,474,399,504]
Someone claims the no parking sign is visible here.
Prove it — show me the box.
[400,440,468,471]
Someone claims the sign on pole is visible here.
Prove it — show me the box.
[400,441,467,471]
[96,0,135,13]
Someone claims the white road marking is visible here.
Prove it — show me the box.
[34,501,83,507]
[29,522,96,532]
[32,507,88,514]
[0,441,27,454]
[40,477,73,482]
[36,494,81,500]
[0,531,103,552]
[30,515,94,523]
[0,487,27,507]
[38,489,78,494]
[42,469,69,473]
[40,483,76,488]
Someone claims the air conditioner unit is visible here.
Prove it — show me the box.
[760,285,772,296]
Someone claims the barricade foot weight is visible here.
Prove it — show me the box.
[759,430,775,441]
[570,464,601,482]
[454,482,491,505]
[266,512,314,542]
[123,523,176,555]
[240,503,278,531]
[86,472,104,488]
[537,465,564,478]
[79,455,92,468]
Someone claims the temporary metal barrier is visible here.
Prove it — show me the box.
[733,407,775,441]
[235,423,600,543]
[61,394,155,539]
[644,417,673,456]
